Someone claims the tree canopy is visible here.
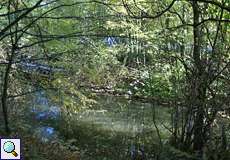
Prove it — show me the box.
[0,0,229,159]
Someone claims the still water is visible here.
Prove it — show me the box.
[26,89,171,159]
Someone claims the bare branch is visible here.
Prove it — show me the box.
[0,0,43,38]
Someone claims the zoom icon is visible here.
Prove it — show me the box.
[1,139,21,159]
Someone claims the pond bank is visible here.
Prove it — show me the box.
[80,84,178,106]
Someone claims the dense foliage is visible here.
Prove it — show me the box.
[0,0,229,159]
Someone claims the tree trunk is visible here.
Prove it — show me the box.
[1,62,11,134]
[193,88,206,152]
[192,1,206,153]
[1,48,15,134]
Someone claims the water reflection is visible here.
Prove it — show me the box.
[34,126,57,143]
[26,90,170,159]
[74,95,164,134]
[30,90,61,142]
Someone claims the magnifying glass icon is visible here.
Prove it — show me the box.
[3,141,18,157]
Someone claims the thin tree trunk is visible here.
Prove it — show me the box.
[1,53,13,134]
[1,1,17,135]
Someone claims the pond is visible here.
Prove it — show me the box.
[24,89,171,160]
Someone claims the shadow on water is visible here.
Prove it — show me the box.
[25,89,171,160]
